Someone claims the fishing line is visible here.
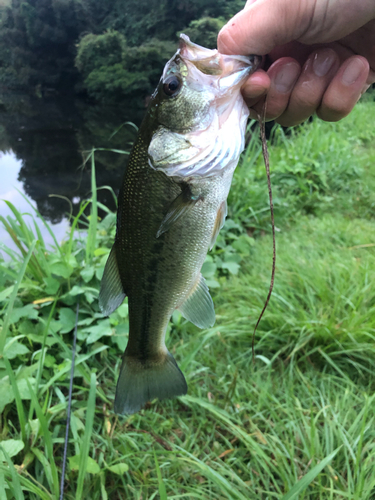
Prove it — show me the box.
[252,99,276,363]
[59,301,79,500]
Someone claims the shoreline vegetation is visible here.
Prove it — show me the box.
[0,0,240,103]
[1,100,375,498]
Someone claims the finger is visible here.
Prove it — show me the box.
[218,0,311,56]
[341,20,375,74]
[241,69,270,106]
[268,39,375,87]
[317,56,370,121]
[276,48,340,127]
[368,69,375,85]
[244,0,258,9]
[250,58,301,121]
[217,0,375,56]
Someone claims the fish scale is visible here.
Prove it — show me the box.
[99,35,260,414]
[119,134,223,349]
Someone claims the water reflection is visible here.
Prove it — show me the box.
[0,92,145,228]
[0,151,70,253]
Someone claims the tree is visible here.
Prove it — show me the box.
[180,17,226,49]
[0,0,86,90]
[75,31,175,102]
[0,0,246,96]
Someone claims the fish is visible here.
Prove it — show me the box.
[99,34,260,415]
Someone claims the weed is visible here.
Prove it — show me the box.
[0,102,375,498]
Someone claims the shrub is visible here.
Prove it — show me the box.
[179,17,225,49]
[75,31,175,102]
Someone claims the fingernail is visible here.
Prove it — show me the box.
[312,49,336,77]
[274,63,300,93]
[341,58,366,86]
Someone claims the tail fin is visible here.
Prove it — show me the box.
[114,351,187,415]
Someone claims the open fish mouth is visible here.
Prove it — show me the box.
[178,34,261,92]
[149,34,261,179]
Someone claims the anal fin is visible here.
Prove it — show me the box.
[210,200,227,249]
[157,185,201,238]
[99,244,126,316]
[178,273,215,329]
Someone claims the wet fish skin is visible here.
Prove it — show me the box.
[99,35,260,415]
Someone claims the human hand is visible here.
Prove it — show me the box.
[218,0,375,126]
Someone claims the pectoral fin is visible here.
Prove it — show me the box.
[157,186,201,238]
[210,200,227,249]
[178,274,215,329]
[99,245,126,316]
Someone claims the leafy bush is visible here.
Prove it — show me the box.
[179,17,225,49]
[75,31,127,78]
[0,0,85,90]
[75,31,175,101]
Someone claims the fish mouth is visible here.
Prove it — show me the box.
[178,34,261,91]
[151,35,260,179]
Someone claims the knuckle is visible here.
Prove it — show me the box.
[217,26,242,55]
[319,95,354,121]
[277,115,305,127]
[292,87,320,110]
[316,106,347,122]
[217,28,232,53]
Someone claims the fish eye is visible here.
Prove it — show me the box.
[163,75,182,97]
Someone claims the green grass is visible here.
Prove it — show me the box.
[1,101,375,499]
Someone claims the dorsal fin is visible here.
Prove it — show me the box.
[99,245,126,316]
[178,273,215,329]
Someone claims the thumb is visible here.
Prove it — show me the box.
[218,0,315,56]
[218,0,375,56]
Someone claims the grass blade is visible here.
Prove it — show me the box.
[0,464,52,500]
[280,447,341,500]
[17,189,64,257]
[60,303,79,500]
[154,449,168,500]
[0,469,6,499]
[76,373,97,500]
[66,200,90,259]
[1,202,45,280]
[32,447,56,494]
[34,299,58,399]
[40,345,108,395]
[3,356,27,443]
[0,445,25,500]
[26,380,60,497]
[86,152,97,265]
[176,448,248,500]
[0,240,36,355]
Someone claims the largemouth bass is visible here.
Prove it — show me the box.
[99,35,260,415]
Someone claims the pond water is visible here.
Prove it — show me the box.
[0,151,70,252]
[0,92,145,257]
